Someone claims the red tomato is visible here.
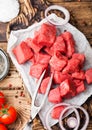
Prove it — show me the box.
[0,105,17,125]
[0,124,8,130]
[0,92,5,107]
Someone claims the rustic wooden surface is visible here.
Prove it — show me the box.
[0,43,32,130]
[0,0,92,130]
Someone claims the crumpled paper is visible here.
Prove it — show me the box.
[7,14,92,128]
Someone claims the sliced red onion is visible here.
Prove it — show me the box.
[45,103,89,130]
[45,5,70,26]
[67,117,78,128]
[74,105,89,130]
[45,103,71,130]
[59,105,89,130]
[59,105,80,130]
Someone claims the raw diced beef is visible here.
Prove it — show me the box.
[35,52,51,64]
[72,53,85,67]
[62,31,73,40]
[72,71,85,80]
[76,83,86,94]
[49,54,67,71]
[53,35,66,54]
[51,106,65,119]
[37,23,56,47]
[13,41,33,64]
[29,55,36,64]
[55,51,68,61]
[63,89,76,99]
[44,46,54,56]
[73,79,81,86]
[48,87,62,103]
[30,63,47,79]
[62,58,80,74]
[73,79,86,94]
[39,77,51,94]
[53,71,72,84]
[85,68,92,84]
[59,79,73,97]
[62,31,75,58]
[44,35,66,56]
[25,38,43,53]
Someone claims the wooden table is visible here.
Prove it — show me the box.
[0,0,92,130]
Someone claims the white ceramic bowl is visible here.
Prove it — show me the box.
[0,49,10,80]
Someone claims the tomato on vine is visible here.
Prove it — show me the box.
[0,124,8,130]
[0,105,17,125]
[0,92,5,107]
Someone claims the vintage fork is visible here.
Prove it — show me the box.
[24,70,53,129]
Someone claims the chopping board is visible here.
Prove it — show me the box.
[0,0,92,130]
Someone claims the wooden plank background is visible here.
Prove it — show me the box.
[0,0,92,129]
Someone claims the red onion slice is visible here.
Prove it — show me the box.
[59,105,80,130]
[45,103,71,130]
[67,117,78,128]
[45,5,70,26]
[74,105,89,130]
[45,103,89,130]
[59,105,89,130]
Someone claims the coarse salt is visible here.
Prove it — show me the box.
[0,0,20,22]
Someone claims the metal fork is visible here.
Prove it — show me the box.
[24,70,53,129]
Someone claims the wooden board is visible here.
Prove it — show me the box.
[0,23,7,42]
[0,0,92,130]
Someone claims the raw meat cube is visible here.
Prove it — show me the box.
[76,83,86,94]
[13,41,33,64]
[44,46,54,56]
[25,38,43,53]
[85,68,92,84]
[73,79,86,94]
[72,53,85,67]
[63,89,76,99]
[72,71,85,80]
[51,106,65,119]
[55,51,68,61]
[68,85,76,97]
[44,34,66,56]
[39,77,51,94]
[29,55,36,64]
[61,79,76,99]
[59,79,72,97]
[37,23,56,47]
[62,58,80,74]
[66,40,75,58]
[73,79,81,86]
[49,54,67,71]
[30,63,47,79]
[53,71,72,84]
[62,31,75,58]
[53,35,66,54]
[35,52,51,64]
[48,87,62,103]
[62,31,73,40]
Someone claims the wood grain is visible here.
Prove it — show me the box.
[0,0,92,130]
[0,23,7,42]
[48,0,92,2]
[47,2,92,45]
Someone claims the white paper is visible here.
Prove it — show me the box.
[7,14,92,128]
